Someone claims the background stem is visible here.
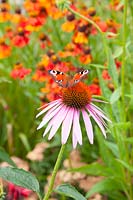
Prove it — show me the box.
[121,0,128,121]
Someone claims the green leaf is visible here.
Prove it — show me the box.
[124,137,133,143]
[0,148,17,167]
[113,122,131,130]
[110,87,121,104]
[69,162,112,176]
[105,141,119,157]
[0,167,40,193]
[55,0,70,10]
[89,64,106,69]
[113,47,123,59]
[125,94,133,99]
[0,77,12,83]
[55,184,87,200]
[108,48,119,87]
[19,133,31,152]
[95,127,124,179]
[116,159,133,173]
[86,178,123,198]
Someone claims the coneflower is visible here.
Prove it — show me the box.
[37,70,111,148]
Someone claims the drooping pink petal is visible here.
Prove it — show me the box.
[37,99,61,110]
[87,105,108,128]
[72,109,82,146]
[37,103,64,130]
[36,99,62,118]
[87,106,106,138]
[72,129,78,149]
[90,102,106,114]
[92,98,108,103]
[43,118,54,137]
[61,108,74,144]
[82,109,93,144]
[48,105,69,140]
[89,104,111,123]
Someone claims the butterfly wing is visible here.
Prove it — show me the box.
[48,70,68,87]
[70,69,90,86]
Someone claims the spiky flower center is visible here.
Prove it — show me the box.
[62,82,92,109]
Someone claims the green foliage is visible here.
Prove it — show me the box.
[86,178,125,199]
[55,184,87,200]
[110,87,121,104]
[0,0,133,200]
[0,167,40,193]
[0,148,16,167]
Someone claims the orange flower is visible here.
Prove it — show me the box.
[79,54,92,64]
[110,0,124,11]
[23,0,41,16]
[106,19,121,35]
[58,43,82,58]
[25,16,45,32]
[73,32,88,44]
[62,21,76,32]
[32,70,47,82]
[0,8,10,23]
[47,6,64,19]
[62,12,76,32]
[0,38,11,59]
[40,55,50,67]
[11,8,25,24]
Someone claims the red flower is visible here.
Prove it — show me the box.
[10,63,31,79]
[7,182,31,200]
[11,34,29,48]
[102,69,111,80]
[88,84,101,95]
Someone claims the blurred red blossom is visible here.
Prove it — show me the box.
[10,63,31,79]
[7,182,31,200]
[89,83,101,96]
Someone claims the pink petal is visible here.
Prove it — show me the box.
[89,104,111,123]
[37,99,61,110]
[61,108,74,144]
[72,109,82,146]
[82,109,93,144]
[92,98,108,103]
[43,118,54,137]
[37,103,64,130]
[90,102,106,114]
[48,105,69,140]
[36,99,62,118]
[72,129,78,149]
[87,105,108,128]
[87,106,106,138]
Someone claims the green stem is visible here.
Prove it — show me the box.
[121,1,133,199]
[121,0,128,121]
[43,144,66,200]
[37,192,42,200]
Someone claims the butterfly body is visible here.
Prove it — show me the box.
[48,69,90,88]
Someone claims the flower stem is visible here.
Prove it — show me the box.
[43,144,66,200]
